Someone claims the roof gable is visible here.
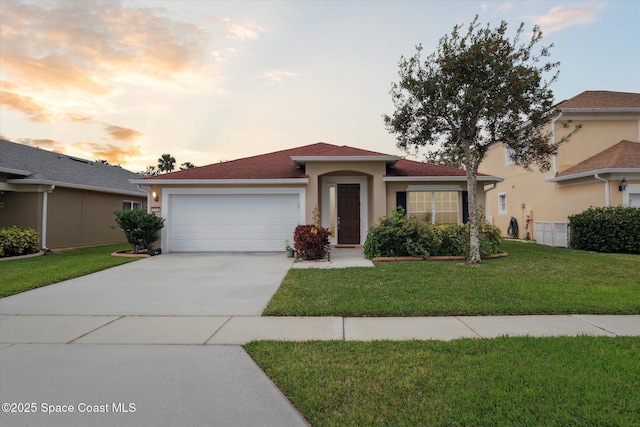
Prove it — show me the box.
[557,140,640,177]
[0,139,145,195]
[557,91,640,110]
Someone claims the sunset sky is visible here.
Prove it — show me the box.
[1,0,639,173]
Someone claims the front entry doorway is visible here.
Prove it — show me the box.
[337,184,360,244]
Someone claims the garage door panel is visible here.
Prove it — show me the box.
[168,193,300,252]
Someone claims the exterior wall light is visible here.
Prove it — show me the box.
[152,190,159,201]
[618,177,627,192]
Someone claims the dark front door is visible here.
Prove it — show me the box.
[337,184,360,244]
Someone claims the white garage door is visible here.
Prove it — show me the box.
[168,194,300,252]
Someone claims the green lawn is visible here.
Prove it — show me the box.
[264,241,640,316]
[246,337,640,426]
[0,244,137,298]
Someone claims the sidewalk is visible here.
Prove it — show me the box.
[2,314,638,345]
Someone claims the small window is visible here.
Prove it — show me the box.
[329,186,336,238]
[505,147,516,166]
[498,193,507,215]
[123,200,142,211]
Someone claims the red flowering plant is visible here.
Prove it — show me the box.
[293,206,330,260]
[293,225,330,260]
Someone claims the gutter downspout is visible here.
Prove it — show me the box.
[483,183,498,223]
[41,185,55,249]
[594,174,610,207]
[551,112,563,175]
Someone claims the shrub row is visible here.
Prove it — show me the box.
[0,226,39,258]
[569,206,640,254]
[294,224,331,260]
[364,207,502,259]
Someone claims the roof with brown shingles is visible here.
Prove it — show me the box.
[557,140,640,177]
[146,142,484,180]
[557,91,640,109]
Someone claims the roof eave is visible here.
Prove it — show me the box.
[384,176,504,183]
[130,178,310,185]
[546,168,640,182]
[560,108,640,113]
[6,178,146,197]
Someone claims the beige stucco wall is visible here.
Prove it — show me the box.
[555,119,639,172]
[0,184,146,249]
[304,161,387,225]
[0,191,43,243]
[46,187,146,249]
[479,114,640,238]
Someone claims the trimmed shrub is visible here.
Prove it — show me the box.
[114,209,165,253]
[294,225,331,260]
[436,224,468,256]
[364,207,502,259]
[0,226,39,257]
[364,207,441,258]
[569,206,640,254]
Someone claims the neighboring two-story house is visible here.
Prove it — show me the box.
[479,91,640,247]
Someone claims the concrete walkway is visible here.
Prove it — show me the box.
[291,246,375,269]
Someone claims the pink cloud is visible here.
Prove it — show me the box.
[0,88,52,122]
[18,137,143,166]
[0,0,217,121]
[530,3,605,34]
[103,124,143,142]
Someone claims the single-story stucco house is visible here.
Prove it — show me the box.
[0,139,147,249]
[132,142,503,253]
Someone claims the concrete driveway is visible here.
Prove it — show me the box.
[0,253,309,427]
[0,252,293,316]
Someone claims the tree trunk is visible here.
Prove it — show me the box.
[465,160,481,265]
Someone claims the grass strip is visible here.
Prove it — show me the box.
[264,241,640,316]
[0,244,137,297]
[246,337,640,426]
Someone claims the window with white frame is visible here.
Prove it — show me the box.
[498,193,507,215]
[407,191,459,224]
[123,200,142,211]
[505,146,516,166]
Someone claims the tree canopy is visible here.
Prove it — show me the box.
[384,16,577,264]
[157,153,176,173]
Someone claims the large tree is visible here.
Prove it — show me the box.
[157,153,176,173]
[384,17,577,264]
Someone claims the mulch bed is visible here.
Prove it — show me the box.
[372,252,508,262]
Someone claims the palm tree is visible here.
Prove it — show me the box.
[157,154,176,173]
[180,162,195,170]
